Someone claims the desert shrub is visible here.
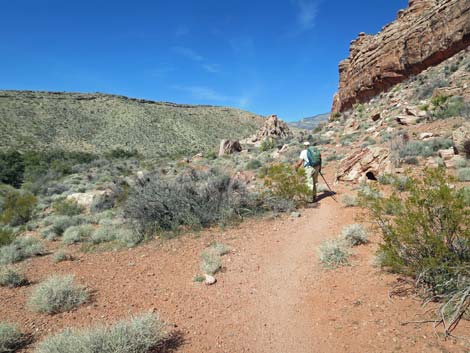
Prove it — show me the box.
[125,169,258,234]
[53,199,84,216]
[358,183,382,199]
[399,138,453,159]
[0,267,27,287]
[0,236,44,265]
[341,224,368,246]
[415,76,448,99]
[90,226,116,244]
[0,226,15,247]
[0,190,36,226]
[44,182,69,196]
[403,156,419,165]
[50,216,84,237]
[0,150,25,188]
[28,275,88,314]
[0,322,25,352]
[319,239,350,268]
[460,186,470,207]
[264,164,310,204]
[35,313,167,353]
[260,138,276,152]
[341,194,358,207]
[245,159,262,170]
[209,242,230,256]
[325,153,343,162]
[262,195,296,213]
[62,224,94,244]
[52,250,74,263]
[431,95,470,119]
[457,168,470,182]
[362,168,470,332]
[106,148,140,159]
[200,250,222,275]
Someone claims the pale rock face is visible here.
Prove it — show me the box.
[332,0,470,113]
[219,139,242,156]
[336,147,393,182]
[244,115,293,144]
[66,190,108,211]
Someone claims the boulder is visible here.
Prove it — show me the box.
[453,122,470,157]
[396,115,420,125]
[218,139,242,156]
[438,148,456,165]
[66,190,108,211]
[336,147,393,183]
[419,132,434,140]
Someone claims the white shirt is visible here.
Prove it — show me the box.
[299,149,309,167]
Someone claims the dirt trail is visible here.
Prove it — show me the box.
[3,189,470,352]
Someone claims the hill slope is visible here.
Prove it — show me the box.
[0,90,264,157]
[288,113,330,130]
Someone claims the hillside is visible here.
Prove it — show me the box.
[0,90,264,157]
[288,112,330,130]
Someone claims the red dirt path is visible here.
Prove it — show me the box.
[2,187,469,352]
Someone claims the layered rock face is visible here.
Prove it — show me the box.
[332,0,470,113]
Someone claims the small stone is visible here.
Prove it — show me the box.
[290,212,301,218]
[204,274,217,285]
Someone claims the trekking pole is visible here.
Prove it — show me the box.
[319,171,339,203]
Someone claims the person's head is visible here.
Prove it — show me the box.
[302,141,310,149]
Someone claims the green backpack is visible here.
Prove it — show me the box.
[306,147,321,167]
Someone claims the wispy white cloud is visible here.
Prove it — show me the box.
[295,0,318,31]
[173,85,251,107]
[202,64,221,73]
[284,0,319,37]
[172,46,204,61]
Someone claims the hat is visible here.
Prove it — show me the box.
[303,141,311,146]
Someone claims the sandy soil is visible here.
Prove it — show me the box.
[2,180,470,352]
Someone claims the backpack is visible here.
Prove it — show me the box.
[306,147,321,167]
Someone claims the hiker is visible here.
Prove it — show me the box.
[295,141,322,202]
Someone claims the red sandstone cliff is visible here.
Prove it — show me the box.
[332,0,470,113]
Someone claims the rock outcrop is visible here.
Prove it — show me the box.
[248,115,293,144]
[332,0,470,113]
[453,122,470,157]
[219,139,242,156]
[336,147,393,183]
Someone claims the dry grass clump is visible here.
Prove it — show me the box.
[318,240,350,268]
[35,313,167,353]
[0,267,27,287]
[200,250,222,275]
[341,224,369,246]
[28,275,88,314]
[52,250,74,263]
[0,236,44,265]
[62,224,94,244]
[341,194,358,207]
[0,322,25,352]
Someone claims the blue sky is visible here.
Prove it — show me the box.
[0,0,408,121]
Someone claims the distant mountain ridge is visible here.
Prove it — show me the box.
[0,90,265,158]
[288,113,330,130]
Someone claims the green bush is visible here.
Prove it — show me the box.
[51,216,85,237]
[35,313,167,353]
[341,224,368,246]
[260,138,276,152]
[457,168,470,182]
[245,159,262,170]
[0,236,44,265]
[0,226,15,247]
[53,199,84,216]
[262,195,296,213]
[209,242,230,256]
[0,190,37,226]
[362,169,470,331]
[62,224,94,244]
[431,95,470,119]
[106,148,140,159]
[318,240,350,268]
[28,275,88,314]
[264,164,310,205]
[0,150,25,188]
[0,267,27,287]
[0,322,25,352]
[125,169,258,234]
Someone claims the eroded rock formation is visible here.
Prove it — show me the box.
[332,0,470,113]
